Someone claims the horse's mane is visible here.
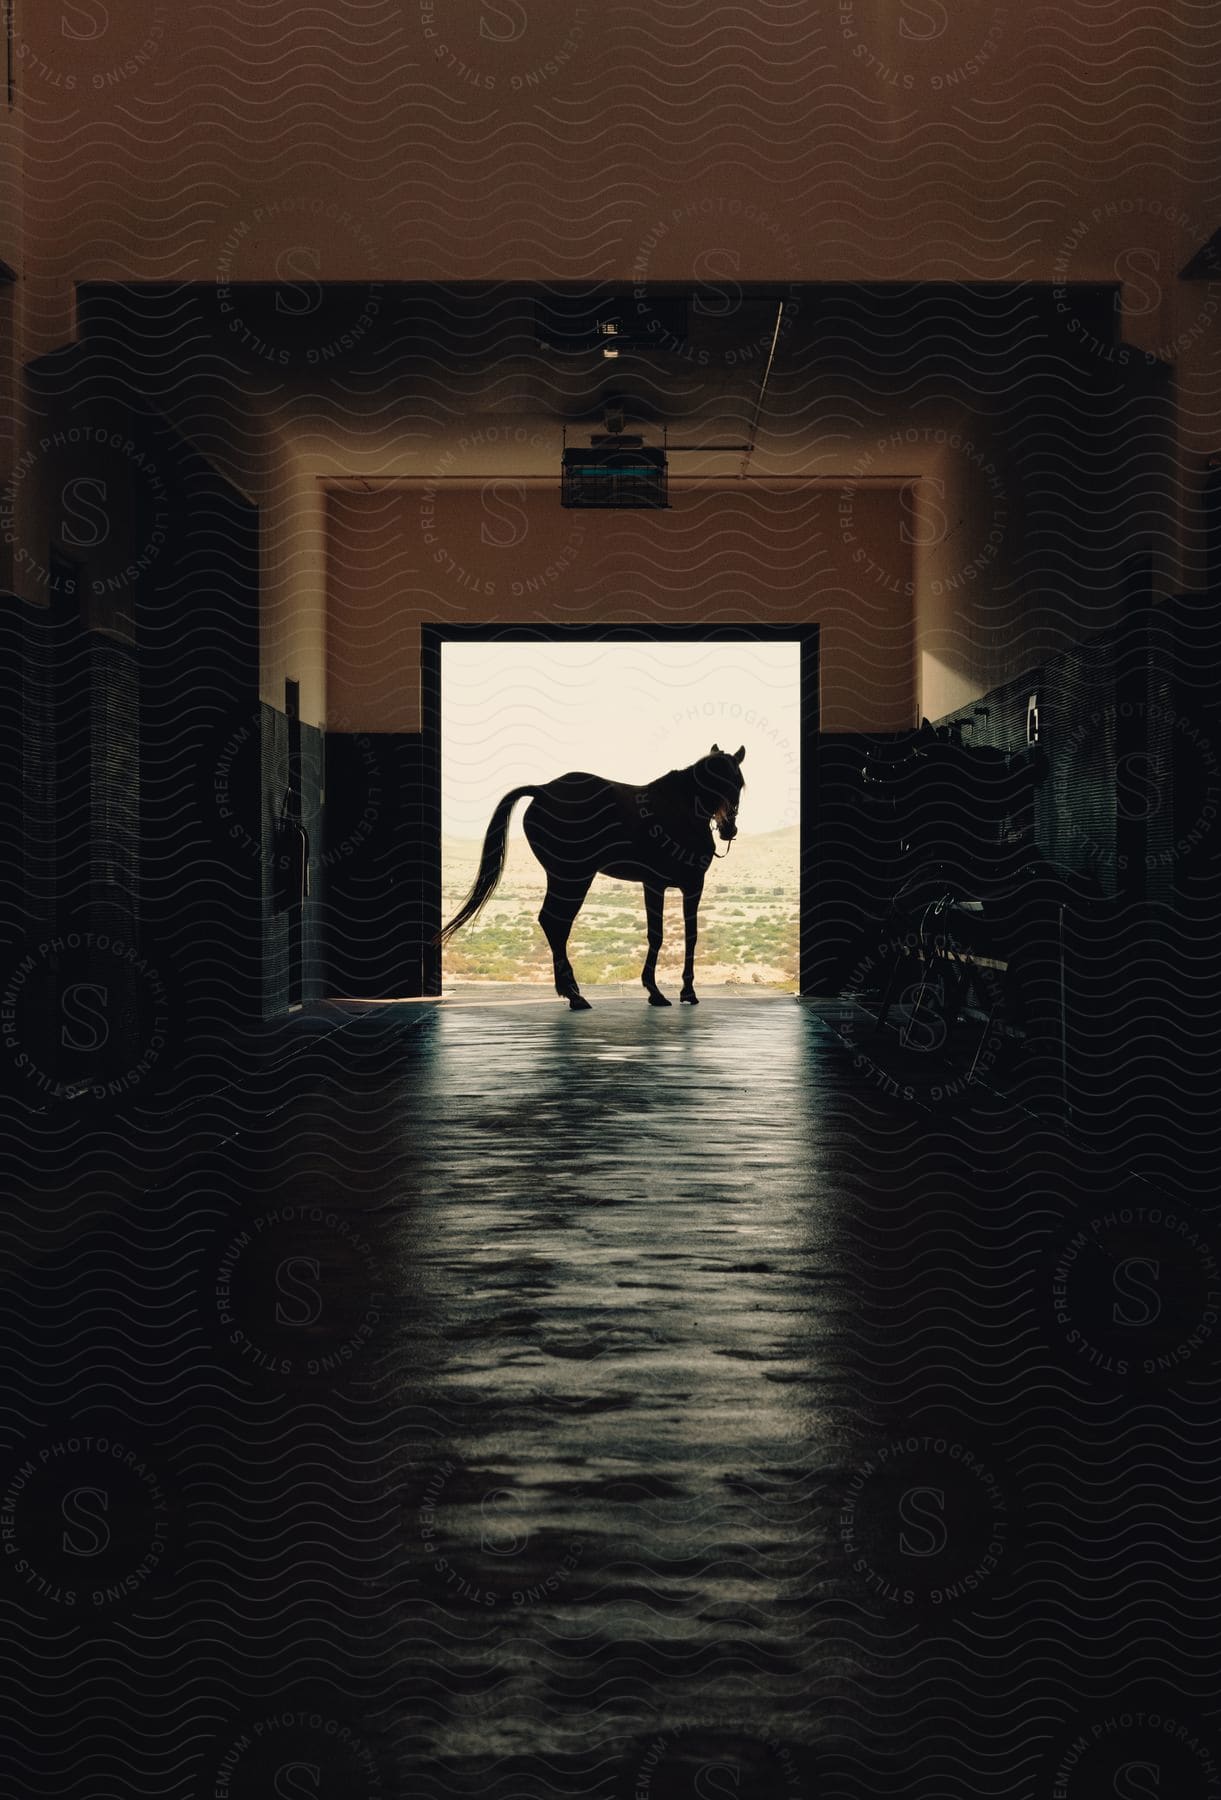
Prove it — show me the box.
[650,765,695,794]
[647,756,744,818]
[652,753,745,788]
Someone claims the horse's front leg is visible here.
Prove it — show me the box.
[680,883,702,1003]
[641,883,670,1006]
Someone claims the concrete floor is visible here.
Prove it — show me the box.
[3,989,1220,1797]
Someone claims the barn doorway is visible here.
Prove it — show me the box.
[421,627,818,996]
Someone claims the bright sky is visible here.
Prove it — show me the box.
[441,640,801,839]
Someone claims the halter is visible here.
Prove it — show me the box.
[694,753,742,858]
[711,801,738,857]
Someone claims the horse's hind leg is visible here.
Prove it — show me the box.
[539,874,593,1010]
[642,883,671,1006]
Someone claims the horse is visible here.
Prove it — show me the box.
[438,744,746,1010]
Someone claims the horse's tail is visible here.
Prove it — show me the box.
[436,786,537,946]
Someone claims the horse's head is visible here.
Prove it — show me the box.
[698,743,746,841]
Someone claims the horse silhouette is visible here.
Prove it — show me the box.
[438,744,746,1009]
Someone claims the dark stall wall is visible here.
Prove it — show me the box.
[0,356,157,1098]
[61,286,329,1024]
[133,411,262,1065]
[935,584,1196,907]
[321,731,424,1000]
[0,590,143,1088]
[135,413,329,1043]
[0,597,20,955]
[258,697,324,1013]
[0,358,323,1102]
[933,587,1221,1204]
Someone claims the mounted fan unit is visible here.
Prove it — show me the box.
[561,434,668,509]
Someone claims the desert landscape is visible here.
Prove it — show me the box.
[441,825,799,991]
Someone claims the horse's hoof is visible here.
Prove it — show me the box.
[568,994,592,1011]
[680,990,699,1005]
[647,992,672,1007]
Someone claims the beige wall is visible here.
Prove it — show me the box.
[277,389,1041,729]
[13,2,1216,351]
[327,483,913,735]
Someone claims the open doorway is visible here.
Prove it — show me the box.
[422,627,817,996]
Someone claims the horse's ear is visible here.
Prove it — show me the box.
[734,745,745,764]
[710,742,721,754]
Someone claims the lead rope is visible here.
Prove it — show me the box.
[711,811,737,859]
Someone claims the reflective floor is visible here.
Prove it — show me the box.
[3,990,1220,1798]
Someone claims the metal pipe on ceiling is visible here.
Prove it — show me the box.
[738,301,786,480]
